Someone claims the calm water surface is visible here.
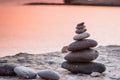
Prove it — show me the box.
[0,4,120,57]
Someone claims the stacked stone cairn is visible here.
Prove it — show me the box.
[62,22,106,74]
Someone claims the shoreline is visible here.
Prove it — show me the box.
[0,45,120,80]
[24,2,120,7]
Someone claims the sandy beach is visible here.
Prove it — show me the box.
[0,45,120,80]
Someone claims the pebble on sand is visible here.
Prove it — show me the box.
[14,66,37,79]
[90,72,102,77]
[37,69,60,80]
[61,46,69,53]
[0,63,16,76]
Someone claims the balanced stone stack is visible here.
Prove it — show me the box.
[62,22,106,74]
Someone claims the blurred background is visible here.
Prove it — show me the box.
[0,0,120,57]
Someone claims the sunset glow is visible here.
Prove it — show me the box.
[0,2,120,57]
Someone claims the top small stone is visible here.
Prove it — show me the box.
[76,22,86,29]
[77,22,84,26]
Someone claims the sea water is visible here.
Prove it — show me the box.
[0,1,120,57]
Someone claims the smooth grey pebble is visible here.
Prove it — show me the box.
[14,66,37,79]
[73,32,90,40]
[37,69,60,80]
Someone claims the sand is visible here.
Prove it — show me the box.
[0,45,120,80]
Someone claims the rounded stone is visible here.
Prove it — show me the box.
[61,46,69,53]
[90,72,101,77]
[77,22,84,26]
[73,32,90,40]
[0,64,16,76]
[37,69,60,80]
[61,61,106,74]
[76,26,86,29]
[75,29,87,34]
[65,49,99,62]
[14,66,37,79]
[68,39,98,51]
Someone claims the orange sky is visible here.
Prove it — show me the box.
[0,5,120,57]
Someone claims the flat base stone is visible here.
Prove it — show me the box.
[61,61,106,74]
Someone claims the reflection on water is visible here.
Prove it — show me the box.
[0,4,120,57]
